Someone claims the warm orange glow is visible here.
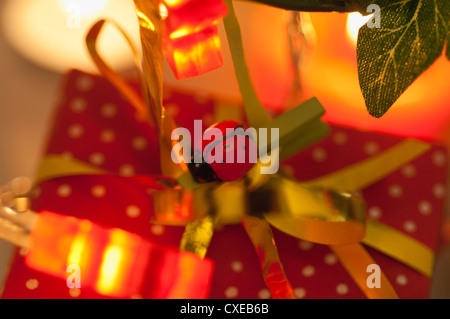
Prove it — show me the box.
[303,12,450,141]
[167,254,196,298]
[26,211,215,298]
[67,234,88,266]
[2,0,139,73]
[59,0,109,16]
[345,12,372,45]
[162,0,227,35]
[164,0,185,6]
[136,10,156,31]
[161,0,227,79]
[159,3,169,19]
[170,26,192,39]
[96,230,128,295]
[26,213,80,276]
[165,25,223,80]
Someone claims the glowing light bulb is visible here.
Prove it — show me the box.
[346,12,373,45]
[59,0,109,16]
[2,0,139,73]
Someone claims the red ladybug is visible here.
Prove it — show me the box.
[188,120,256,183]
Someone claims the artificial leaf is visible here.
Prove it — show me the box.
[447,28,450,60]
[357,0,449,117]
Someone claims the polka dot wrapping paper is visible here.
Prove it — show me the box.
[1,70,447,299]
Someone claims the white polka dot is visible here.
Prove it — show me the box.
[120,164,135,176]
[363,142,380,155]
[19,247,28,256]
[91,185,106,198]
[224,286,238,298]
[312,147,327,162]
[68,124,84,138]
[403,220,417,233]
[194,91,210,104]
[151,224,165,235]
[126,205,141,218]
[418,200,432,215]
[433,184,446,199]
[281,164,295,178]
[57,184,72,197]
[202,113,214,127]
[257,288,271,299]
[333,131,348,145]
[368,206,382,219]
[301,265,315,277]
[432,151,446,167]
[132,136,147,150]
[76,75,94,91]
[396,274,408,286]
[89,152,105,166]
[298,240,313,251]
[61,152,73,160]
[165,102,179,117]
[336,283,348,295]
[294,287,306,298]
[135,111,148,123]
[70,97,87,113]
[101,103,118,118]
[163,86,173,99]
[388,184,403,198]
[231,261,243,273]
[33,186,42,199]
[324,253,338,265]
[401,164,416,177]
[26,279,39,290]
[69,288,81,298]
[100,130,115,143]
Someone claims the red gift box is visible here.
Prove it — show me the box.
[0,70,446,299]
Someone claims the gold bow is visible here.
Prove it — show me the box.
[34,0,436,299]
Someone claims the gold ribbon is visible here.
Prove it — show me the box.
[36,137,434,299]
[41,5,436,299]
[363,220,434,277]
[331,243,399,299]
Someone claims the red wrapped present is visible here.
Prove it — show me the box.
[0,69,446,299]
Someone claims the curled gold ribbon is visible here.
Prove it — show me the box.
[44,5,436,299]
[242,215,296,299]
[85,19,150,124]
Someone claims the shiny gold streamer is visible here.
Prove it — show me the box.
[222,0,272,128]
[134,0,187,179]
[179,215,215,259]
[309,139,430,192]
[363,220,434,277]
[242,215,296,299]
[36,155,107,183]
[262,177,366,245]
[69,12,436,299]
[331,243,399,299]
[85,19,150,125]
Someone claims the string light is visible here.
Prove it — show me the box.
[0,181,214,299]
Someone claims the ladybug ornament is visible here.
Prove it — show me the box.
[188,120,256,183]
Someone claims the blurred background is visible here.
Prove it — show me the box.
[0,0,449,298]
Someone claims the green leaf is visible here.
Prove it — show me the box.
[447,27,450,60]
[357,0,449,117]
